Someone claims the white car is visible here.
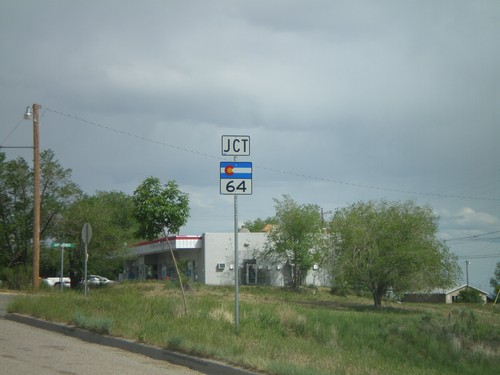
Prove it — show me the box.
[86,275,115,286]
[42,277,71,288]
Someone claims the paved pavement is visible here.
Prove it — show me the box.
[0,292,258,375]
[0,318,203,375]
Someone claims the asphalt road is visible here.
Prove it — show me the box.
[0,293,203,375]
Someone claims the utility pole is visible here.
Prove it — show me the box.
[24,104,41,289]
[320,208,332,231]
[3,104,40,289]
[465,260,470,286]
[32,104,41,289]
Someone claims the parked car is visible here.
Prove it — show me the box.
[85,275,116,286]
[42,277,71,288]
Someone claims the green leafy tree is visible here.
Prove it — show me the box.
[53,191,139,286]
[0,153,32,268]
[39,150,81,239]
[133,177,190,312]
[329,200,460,307]
[456,287,483,303]
[0,150,81,282]
[242,217,276,232]
[264,195,327,290]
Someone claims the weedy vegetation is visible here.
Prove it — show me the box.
[7,282,500,375]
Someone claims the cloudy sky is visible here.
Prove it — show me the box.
[1,1,499,291]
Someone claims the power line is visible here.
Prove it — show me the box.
[45,108,500,202]
[0,119,24,146]
[44,108,222,162]
[445,230,500,242]
[457,254,500,259]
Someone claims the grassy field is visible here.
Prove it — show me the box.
[7,282,500,375]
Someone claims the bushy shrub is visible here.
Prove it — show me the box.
[0,266,32,289]
[456,288,484,304]
[330,277,349,296]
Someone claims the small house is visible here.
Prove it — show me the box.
[404,285,489,304]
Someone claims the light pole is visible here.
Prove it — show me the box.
[465,260,470,286]
[24,104,41,289]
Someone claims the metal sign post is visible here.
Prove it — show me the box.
[60,244,64,291]
[51,242,75,291]
[221,135,251,336]
[82,223,93,296]
[233,161,239,335]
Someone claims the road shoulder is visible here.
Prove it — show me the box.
[6,313,258,375]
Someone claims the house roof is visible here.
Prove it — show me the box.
[445,285,489,296]
[406,284,490,296]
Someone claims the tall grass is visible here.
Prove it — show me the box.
[8,282,500,375]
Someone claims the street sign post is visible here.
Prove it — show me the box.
[51,242,75,291]
[82,223,92,245]
[51,243,75,248]
[221,135,252,336]
[81,223,92,296]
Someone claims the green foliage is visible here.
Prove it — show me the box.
[329,200,460,307]
[264,195,328,289]
[242,216,276,232]
[132,177,190,315]
[457,288,484,304]
[132,177,190,239]
[0,150,82,274]
[0,265,32,289]
[58,191,139,283]
[330,275,350,296]
[0,150,141,287]
[39,150,82,239]
[0,153,34,268]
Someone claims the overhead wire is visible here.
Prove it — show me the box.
[416,169,500,210]
[457,254,500,259]
[44,108,500,203]
[445,230,500,242]
[0,119,24,146]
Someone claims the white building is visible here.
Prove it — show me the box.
[124,232,329,287]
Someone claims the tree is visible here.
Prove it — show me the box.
[54,191,139,286]
[0,150,81,280]
[39,150,81,239]
[263,195,327,290]
[242,216,276,232]
[457,287,483,303]
[133,177,190,312]
[328,200,460,307]
[0,153,32,268]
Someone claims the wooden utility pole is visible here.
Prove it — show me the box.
[32,104,40,289]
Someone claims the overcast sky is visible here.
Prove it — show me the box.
[1,0,499,292]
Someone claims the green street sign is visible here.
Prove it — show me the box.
[51,242,75,248]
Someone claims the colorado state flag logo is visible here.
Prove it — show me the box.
[220,162,252,179]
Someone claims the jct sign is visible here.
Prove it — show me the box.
[221,135,250,156]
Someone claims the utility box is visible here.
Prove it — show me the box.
[216,263,226,271]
